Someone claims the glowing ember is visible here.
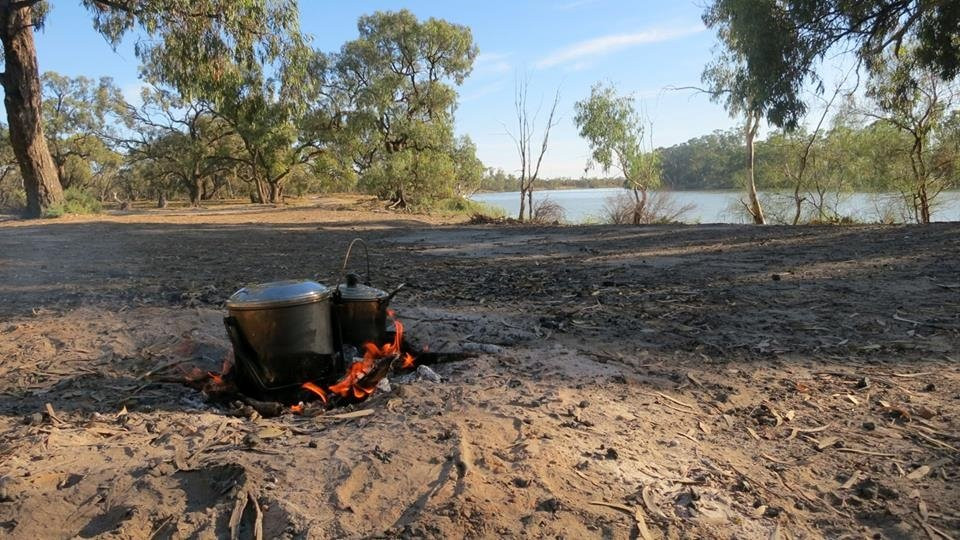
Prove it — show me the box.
[290,403,304,414]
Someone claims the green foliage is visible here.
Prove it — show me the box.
[42,187,102,217]
[432,197,505,218]
[573,83,661,192]
[0,126,23,211]
[703,0,960,129]
[865,46,959,222]
[660,129,743,190]
[41,72,125,191]
[332,10,478,207]
[84,0,302,104]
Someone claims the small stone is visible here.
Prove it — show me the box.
[855,479,878,500]
[0,476,19,502]
[856,377,870,389]
[578,400,590,408]
[771,273,782,281]
[536,498,561,513]
[308,440,319,449]
[763,506,782,518]
[23,412,43,426]
[243,433,260,448]
[922,383,935,392]
[512,477,530,488]
[605,448,619,460]
[862,421,876,431]
[416,365,442,383]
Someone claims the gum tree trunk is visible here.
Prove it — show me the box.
[0,2,62,218]
[745,113,765,225]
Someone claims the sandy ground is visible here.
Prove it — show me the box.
[0,197,958,539]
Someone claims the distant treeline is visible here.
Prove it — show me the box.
[482,119,960,193]
[478,170,623,192]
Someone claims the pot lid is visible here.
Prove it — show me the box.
[335,273,388,302]
[226,279,331,310]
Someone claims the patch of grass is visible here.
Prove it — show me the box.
[431,197,506,218]
[43,187,103,218]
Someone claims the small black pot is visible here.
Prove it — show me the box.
[334,273,404,348]
[331,239,404,349]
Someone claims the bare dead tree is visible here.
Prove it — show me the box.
[506,75,560,222]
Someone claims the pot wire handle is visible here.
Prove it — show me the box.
[337,238,372,291]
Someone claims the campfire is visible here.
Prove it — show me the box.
[197,309,421,416]
[292,310,416,412]
[185,239,426,416]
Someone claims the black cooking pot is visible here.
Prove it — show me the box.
[332,239,404,349]
[225,279,337,392]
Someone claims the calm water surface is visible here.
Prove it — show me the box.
[472,189,960,224]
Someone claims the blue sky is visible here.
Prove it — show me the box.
[36,0,740,177]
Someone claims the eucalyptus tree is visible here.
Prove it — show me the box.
[574,83,660,225]
[864,47,959,223]
[0,124,20,208]
[332,10,478,209]
[41,72,123,190]
[0,0,301,217]
[117,87,238,206]
[701,0,960,224]
[700,0,797,223]
[702,0,960,129]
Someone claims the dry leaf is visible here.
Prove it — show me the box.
[746,427,761,441]
[907,465,931,480]
[641,485,665,519]
[840,470,862,489]
[816,436,839,451]
[699,421,712,435]
[634,507,654,540]
[317,409,375,421]
[257,426,286,439]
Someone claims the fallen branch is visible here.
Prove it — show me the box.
[588,501,654,540]
[835,447,897,458]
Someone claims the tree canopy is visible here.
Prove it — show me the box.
[703,0,960,129]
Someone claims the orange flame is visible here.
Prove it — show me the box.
[301,381,329,405]
[290,403,304,414]
[327,313,415,399]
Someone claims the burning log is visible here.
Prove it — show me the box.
[292,311,416,412]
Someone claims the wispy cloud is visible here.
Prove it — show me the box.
[473,52,512,75]
[461,81,507,102]
[536,25,704,70]
[556,0,601,10]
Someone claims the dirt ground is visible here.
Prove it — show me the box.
[0,197,958,539]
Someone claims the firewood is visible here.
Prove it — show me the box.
[240,397,284,418]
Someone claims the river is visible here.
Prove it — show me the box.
[472,188,960,224]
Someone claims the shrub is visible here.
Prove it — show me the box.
[43,187,103,218]
[530,197,566,224]
[601,190,694,225]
